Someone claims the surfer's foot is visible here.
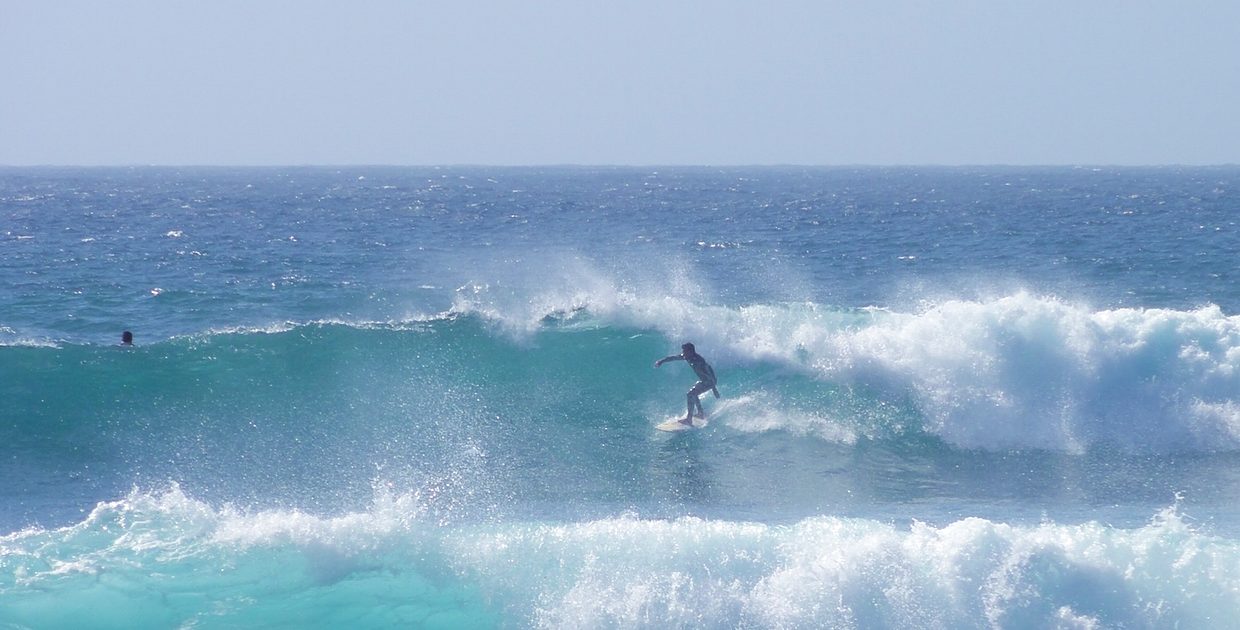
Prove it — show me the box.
[679,417,694,426]
[695,412,706,419]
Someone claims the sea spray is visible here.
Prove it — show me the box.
[8,165,1240,628]
[4,485,1238,628]
[820,295,1240,452]
[449,290,1240,452]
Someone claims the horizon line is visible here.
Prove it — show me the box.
[3,162,1239,169]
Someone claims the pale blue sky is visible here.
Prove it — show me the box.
[3,1,1238,165]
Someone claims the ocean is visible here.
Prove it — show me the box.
[3,166,1240,628]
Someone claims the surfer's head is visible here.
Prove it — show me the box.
[681,342,695,355]
[121,330,133,345]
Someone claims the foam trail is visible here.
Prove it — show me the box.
[710,394,862,444]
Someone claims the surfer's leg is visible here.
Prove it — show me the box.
[687,381,711,419]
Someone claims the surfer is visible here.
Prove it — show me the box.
[654,342,718,426]
[120,330,133,346]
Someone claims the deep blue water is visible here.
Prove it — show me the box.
[4,166,1240,628]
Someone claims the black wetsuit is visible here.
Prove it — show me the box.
[657,350,717,420]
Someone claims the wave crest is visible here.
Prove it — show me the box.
[4,486,1238,629]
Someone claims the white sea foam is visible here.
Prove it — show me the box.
[453,506,1240,628]
[0,326,61,348]
[452,275,1240,451]
[659,293,1240,451]
[711,394,861,444]
[813,295,1240,452]
[4,486,1239,628]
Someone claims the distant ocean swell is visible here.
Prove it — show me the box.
[1,485,1237,628]
[6,292,1240,454]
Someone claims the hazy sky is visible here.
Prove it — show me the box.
[3,1,1238,165]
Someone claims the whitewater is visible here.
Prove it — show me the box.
[4,166,1240,628]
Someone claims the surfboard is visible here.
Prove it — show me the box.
[656,416,709,432]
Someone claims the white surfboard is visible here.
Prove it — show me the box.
[656,416,709,432]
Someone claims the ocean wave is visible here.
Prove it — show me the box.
[2,485,1238,628]
[451,289,1240,452]
[5,293,1240,455]
[817,294,1240,452]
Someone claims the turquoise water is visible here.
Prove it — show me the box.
[4,167,1240,627]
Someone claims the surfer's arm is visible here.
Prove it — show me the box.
[654,355,684,368]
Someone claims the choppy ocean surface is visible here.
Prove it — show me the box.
[4,166,1240,628]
